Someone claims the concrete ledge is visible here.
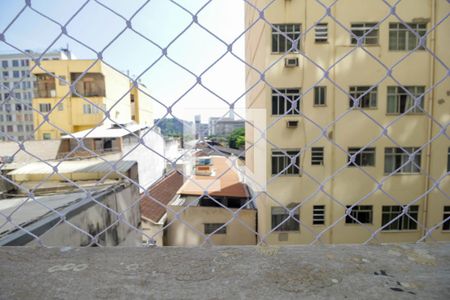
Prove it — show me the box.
[0,243,449,299]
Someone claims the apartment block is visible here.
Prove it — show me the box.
[31,59,153,140]
[0,49,71,141]
[244,0,449,244]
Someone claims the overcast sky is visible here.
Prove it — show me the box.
[0,0,247,123]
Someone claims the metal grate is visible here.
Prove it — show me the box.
[0,0,448,247]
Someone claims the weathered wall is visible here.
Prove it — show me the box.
[28,183,141,247]
[165,206,257,246]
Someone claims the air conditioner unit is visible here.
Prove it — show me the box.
[50,89,56,97]
[286,120,299,128]
[284,57,299,68]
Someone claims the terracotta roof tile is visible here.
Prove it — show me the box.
[177,156,249,198]
[140,171,184,222]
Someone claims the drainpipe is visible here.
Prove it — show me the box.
[422,0,437,240]
[328,3,338,244]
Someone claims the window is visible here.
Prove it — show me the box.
[26,125,33,131]
[348,147,375,167]
[351,23,378,45]
[6,125,13,132]
[43,133,51,140]
[313,205,325,225]
[1,61,8,68]
[387,86,425,114]
[271,206,299,231]
[130,94,135,103]
[384,147,421,174]
[204,223,226,234]
[345,205,373,224]
[0,115,3,122]
[382,206,419,231]
[71,73,106,97]
[389,23,426,51]
[83,103,100,114]
[13,71,20,78]
[35,74,56,98]
[315,23,328,42]
[272,88,301,115]
[14,92,21,100]
[21,59,29,67]
[271,150,300,175]
[12,60,19,67]
[311,147,324,165]
[17,125,23,132]
[314,86,326,106]
[272,24,301,53]
[349,86,377,108]
[15,104,22,111]
[2,71,8,78]
[39,103,51,113]
[6,115,12,122]
[443,207,450,231]
[448,148,450,172]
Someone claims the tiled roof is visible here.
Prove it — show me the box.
[177,156,249,198]
[140,171,184,223]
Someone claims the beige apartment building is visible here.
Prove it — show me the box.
[245,0,449,244]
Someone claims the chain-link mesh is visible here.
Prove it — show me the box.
[0,0,448,247]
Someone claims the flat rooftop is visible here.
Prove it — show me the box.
[0,243,448,299]
[177,156,249,198]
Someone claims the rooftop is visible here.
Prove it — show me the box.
[177,156,248,198]
[0,243,448,299]
[0,140,61,169]
[61,123,148,139]
[140,171,184,223]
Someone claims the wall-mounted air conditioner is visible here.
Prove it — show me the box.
[284,57,299,68]
[286,120,299,128]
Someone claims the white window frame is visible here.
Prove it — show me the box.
[384,147,421,174]
[350,23,379,45]
[314,86,326,106]
[349,86,377,108]
[272,24,301,53]
[387,86,425,114]
[271,88,301,115]
[389,23,427,51]
[271,150,301,175]
[348,147,375,167]
[382,205,419,231]
[345,205,373,224]
[271,206,300,232]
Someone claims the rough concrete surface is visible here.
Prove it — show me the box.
[0,243,449,299]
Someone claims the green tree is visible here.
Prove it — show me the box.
[227,127,245,149]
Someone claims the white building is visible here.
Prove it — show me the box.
[0,49,72,141]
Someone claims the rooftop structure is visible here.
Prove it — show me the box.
[166,155,256,246]
[0,160,141,247]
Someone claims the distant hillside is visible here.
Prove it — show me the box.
[154,118,194,138]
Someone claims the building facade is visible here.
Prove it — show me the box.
[245,0,450,244]
[211,118,245,137]
[0,49,71,141]
[31,60,153,140]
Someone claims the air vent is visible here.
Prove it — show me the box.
[284,57,299,68]
[286,120,299,128]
